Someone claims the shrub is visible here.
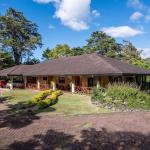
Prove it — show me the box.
[52,90,63,96]
[31,90,52,105]
[92,83,150,110]
[91,86,105,103]
[106,83,139,108]
[29,89,62,109]
[37,100,50,109]
[45,93,58,105]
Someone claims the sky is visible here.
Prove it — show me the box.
[0,0,150,59]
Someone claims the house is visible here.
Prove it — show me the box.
[0,53,150,94]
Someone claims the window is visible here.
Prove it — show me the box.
[13,76,23,83]
[27,76,36,83]
[88,78,94,87]
[43,77,48,81]
[32,77,36,81]
[59,77,65,84]
[75,76,80,86]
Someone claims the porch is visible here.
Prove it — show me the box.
[25,75,96,94]
[26,74,149,93]
[7,74,149,94]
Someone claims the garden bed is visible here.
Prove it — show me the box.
[91,83,150,112]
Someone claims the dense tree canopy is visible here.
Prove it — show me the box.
[0,51,14,69]
[0,8,42,65]
[42,44,72,60]
[121,40,141,61]
[85,31,122,57]
[71,47,85,56]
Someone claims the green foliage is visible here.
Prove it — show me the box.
[121,40,141,61]
[37,99,50,109]
[118,40,150,71]
[91,87,105,103]
[106,83,139,108]
[0,50,14,69]
[92,83,150,110]
[85,31,121,57]
[42,44,72,60]
[130,58,150,70]
[29,90,62,109]
[52,90,63,96]
[24,57,40,65]
[0,8,42,65]
[71,47,85,56]
[30,90,52,105]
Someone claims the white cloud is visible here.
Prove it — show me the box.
[102,26,144,38]
[48,24,55,29]
[130,11,143,21]
[140,48,150,58]
[33,0,54,4]
[127,0,144,9]
[53,0,91,31]
[92,10,100,17]
[128,0,150,22]
[33,0,94,31]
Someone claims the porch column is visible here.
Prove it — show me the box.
[37,76,40,90]
[71,77,75,93]
[10,76,13,90]
[51,77,56,91]
[23,76,27,88]
[96,77,100,88]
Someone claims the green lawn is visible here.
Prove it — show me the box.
[3,89,110,115]
[3,89,39,104]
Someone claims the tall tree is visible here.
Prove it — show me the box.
[0,8,42,65]
[71,47,85,56]
[120,41,150,71]
[42,44,72,60]
[85,31,121,57]
[121,40,141,61]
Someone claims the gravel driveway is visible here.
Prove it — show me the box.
[0,102,150,150]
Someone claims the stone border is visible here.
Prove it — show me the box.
[91,99,149,112]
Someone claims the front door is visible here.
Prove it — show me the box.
[75,76,81,86]
[88,78,94,87]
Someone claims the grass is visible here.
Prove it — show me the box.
[3,89,39,104]
[2,89,110,115]
[52,93,110,115]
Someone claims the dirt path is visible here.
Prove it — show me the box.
[0,105,150,150]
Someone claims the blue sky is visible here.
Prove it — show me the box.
[0,0,150,59]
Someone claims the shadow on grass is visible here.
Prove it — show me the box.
[8,128,150,150]
[0,96,12,103]
[0,97,56,129]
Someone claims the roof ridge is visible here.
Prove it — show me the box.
[95,54,123,73]
[40,53,94,64]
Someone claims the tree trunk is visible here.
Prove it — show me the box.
[13,50,21,65]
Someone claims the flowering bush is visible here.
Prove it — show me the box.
[30,90,52,105]
[29,90,63,109]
